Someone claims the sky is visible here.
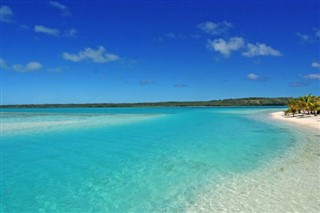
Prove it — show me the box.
[1,0,319,104]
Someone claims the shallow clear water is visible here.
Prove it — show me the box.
[1,107,296,212]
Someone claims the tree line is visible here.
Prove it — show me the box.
[0,97,290,108]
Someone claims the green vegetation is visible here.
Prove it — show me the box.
[285,94,320,116]
[0,97,290,108]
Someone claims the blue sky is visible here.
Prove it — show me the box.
[1,0,319,104]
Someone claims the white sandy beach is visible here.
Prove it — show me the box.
[271,111,320,130]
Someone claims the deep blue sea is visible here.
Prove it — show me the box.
[1,107,297,212]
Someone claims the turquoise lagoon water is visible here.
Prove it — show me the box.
[1,107,297,212]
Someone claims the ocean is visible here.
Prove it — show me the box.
[1,107,317,212]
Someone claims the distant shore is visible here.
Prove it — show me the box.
[270,111,320,130]
[0,97,290,108]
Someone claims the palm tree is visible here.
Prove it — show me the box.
[299,94,313,114]
[286,94,320,116]
[286,98,299,116]
[309,96,320,115]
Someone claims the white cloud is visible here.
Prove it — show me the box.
[296,29,320,43]
[0,58,42,72]
[49,1,67,10]
[207,37,244,57]
[49,1,71,16]
[296,32,310,42]
[206,37,280,59]
[242,43,281,57]
[165,33,176,38]
[247,73,259,80]
[34,25,77,38]
[0,5,13,23]
[0,58,8,69]
[64,28,77,37]
[12,61,42,72]
[316,29,320,38]
[35,25,60,36]
[303,73,320,80]
[0,58,5,65]
[198,21,232,35]
[311,62,320,69]
[63,46,120,63]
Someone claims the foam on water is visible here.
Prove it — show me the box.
[1,107,319,212]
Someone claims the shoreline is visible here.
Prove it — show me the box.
[188,134,320,212]
[270,111,320,130]
[187,110,320,212]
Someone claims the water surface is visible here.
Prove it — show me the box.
[1,107,297,212]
